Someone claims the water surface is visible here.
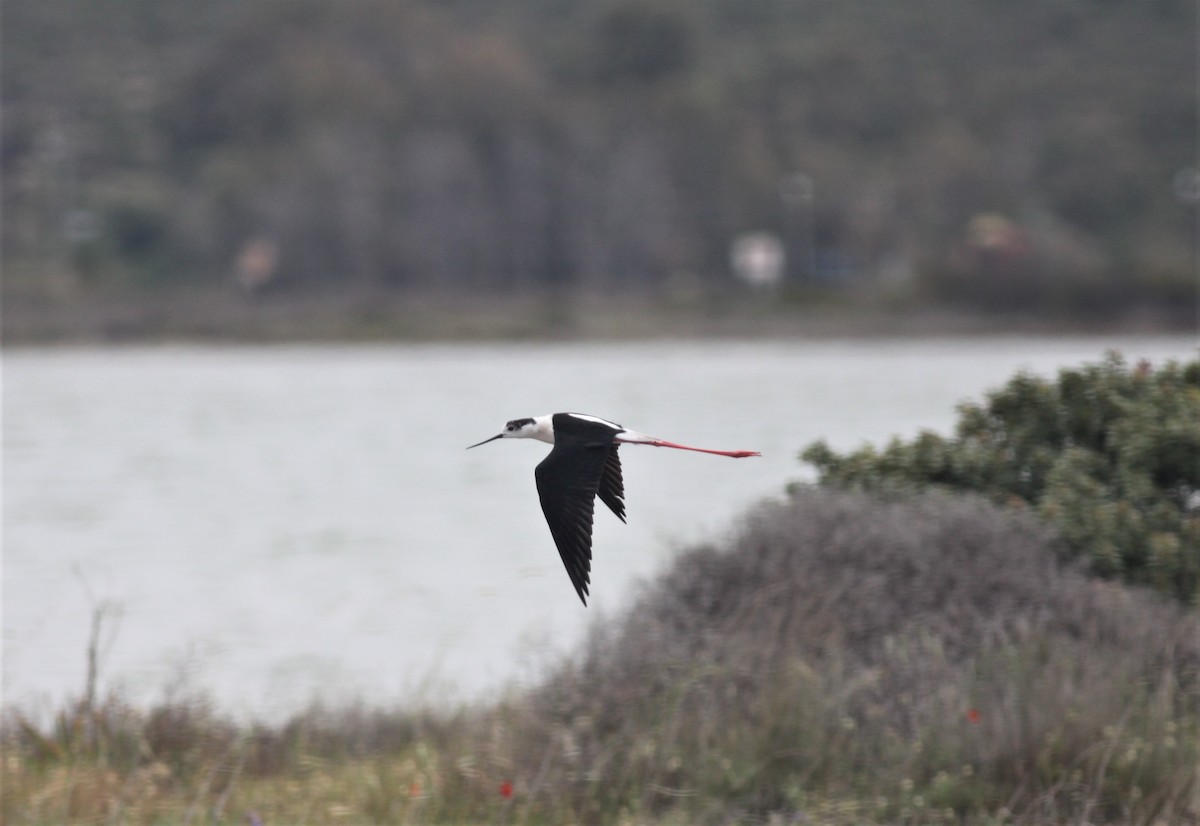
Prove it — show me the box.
[5,337,1194,720]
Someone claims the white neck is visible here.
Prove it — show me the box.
[529,414,555,444]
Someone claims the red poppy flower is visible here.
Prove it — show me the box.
[499,780,514,799]
[965,708,981,724]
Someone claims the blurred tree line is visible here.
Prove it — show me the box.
[3,0,1195,315]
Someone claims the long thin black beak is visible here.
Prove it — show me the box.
[466,434,504,449]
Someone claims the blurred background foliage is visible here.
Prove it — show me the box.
[3,0,1196,322]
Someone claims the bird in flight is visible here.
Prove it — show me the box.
[468,412,760,604]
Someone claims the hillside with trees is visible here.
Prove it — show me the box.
[3,0,1196,337]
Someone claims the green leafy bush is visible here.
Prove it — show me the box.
[802,353,1200,604]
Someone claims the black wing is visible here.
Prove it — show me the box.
[597,444,626,523]
[534,440,615,605]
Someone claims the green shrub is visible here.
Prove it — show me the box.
[802,353,1200,604]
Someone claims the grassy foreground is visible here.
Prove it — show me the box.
[5,490,1199,824]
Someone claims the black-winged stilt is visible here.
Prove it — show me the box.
[468,412,760,605]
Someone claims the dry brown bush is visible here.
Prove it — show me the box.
[512,488,1200,823]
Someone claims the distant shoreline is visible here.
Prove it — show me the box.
[4,286,1194,347]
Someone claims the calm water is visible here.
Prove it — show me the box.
[4,337,1195,720]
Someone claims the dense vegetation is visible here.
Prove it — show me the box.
[5,491,1198,824]
[4,0,1195,322]
[803,354,1200,605]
